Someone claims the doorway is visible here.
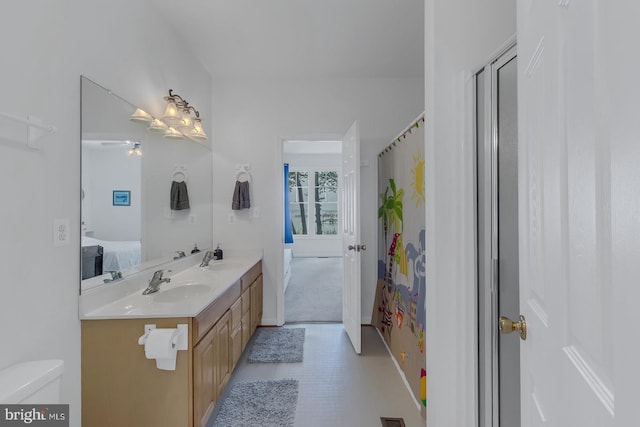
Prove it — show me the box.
[476,45,519,427]
[282,140,344,323]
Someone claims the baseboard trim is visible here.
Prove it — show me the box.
[260,317,279,327]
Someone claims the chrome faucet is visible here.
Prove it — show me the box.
[142,269,172,295]
[103,270,122,283]
[199,250,216,267]
[173,251,186,260]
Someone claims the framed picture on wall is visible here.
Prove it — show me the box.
[112,190,131,206]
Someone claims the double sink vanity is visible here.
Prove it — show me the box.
[80,252,263,427]
[79,76,253,427]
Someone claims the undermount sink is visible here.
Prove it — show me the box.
[153,284,211,303]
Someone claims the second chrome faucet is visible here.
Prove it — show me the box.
[142,270,172,295]
[199,250,216,267]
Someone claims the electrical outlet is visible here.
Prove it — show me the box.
[228,212,236,224]
[252,207,260,218]
[189,214,197,224]
[53,218,70,247]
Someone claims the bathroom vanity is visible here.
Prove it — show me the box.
[80,255,263,427]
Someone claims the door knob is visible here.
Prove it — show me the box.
[348,244,367,252]
[348,245,357,251]
[499,315,527,341]
[358,244,367,251]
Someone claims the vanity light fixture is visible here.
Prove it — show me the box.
[129,108,153,123]
[161,89,207,141]
[189,115,207,141]
[147,118,168,132]
[164,126,184,140]
[129,89,207,141]
[162,97,181,123]
[127,141,142,156]
[177,108,194,131]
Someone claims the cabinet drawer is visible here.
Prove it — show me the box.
[194,280,241,344]
[241,261,262,292]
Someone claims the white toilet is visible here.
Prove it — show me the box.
[0,360,64,404]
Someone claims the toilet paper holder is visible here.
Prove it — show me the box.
[137,324,188,351]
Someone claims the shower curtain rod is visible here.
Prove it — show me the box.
[379,111,426,156]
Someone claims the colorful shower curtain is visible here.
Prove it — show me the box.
[372,115,426,415]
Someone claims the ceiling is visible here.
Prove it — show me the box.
[149,0,424,79]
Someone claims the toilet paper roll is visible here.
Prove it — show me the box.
[156,358,177,371]
[144,329,178,364]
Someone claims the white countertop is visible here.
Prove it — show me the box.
[80,252,262,320]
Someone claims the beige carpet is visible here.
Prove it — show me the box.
[284,257,342,322]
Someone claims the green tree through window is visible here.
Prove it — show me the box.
[314,171,338,235]
[288,170,339,236]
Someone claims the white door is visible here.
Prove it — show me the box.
[518,1,639,426]
[341,121,362,354]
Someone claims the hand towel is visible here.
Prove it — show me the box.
[170,180,190,210]
[232,180,251,210]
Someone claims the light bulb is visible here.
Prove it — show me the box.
[189,120,208,141]
[148,118,168,132]
[130,108,152,123]
[164,127,184,140]
[178,109,193,130]
[162,100,180,122]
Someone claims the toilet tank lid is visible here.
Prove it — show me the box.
[0,360,64,403]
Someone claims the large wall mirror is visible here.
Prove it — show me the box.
[81,76,212,293]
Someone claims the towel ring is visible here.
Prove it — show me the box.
[171,169,188,183]
[235,169,252,183]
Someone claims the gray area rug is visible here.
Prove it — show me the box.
[285,257,343,322]
[248,328,305,363]
[212,379,299,427]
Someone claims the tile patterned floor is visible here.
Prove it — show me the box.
[208,323,425,427]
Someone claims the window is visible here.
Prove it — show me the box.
[289,169,339,236]
[289,171,309,235]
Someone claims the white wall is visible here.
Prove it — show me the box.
[284,152,342,257]
[211,77,424,325]
[0,2,210,425]
[424,1,515,426]
[83,146,142,241]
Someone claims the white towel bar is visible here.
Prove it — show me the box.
[0,111,57,149]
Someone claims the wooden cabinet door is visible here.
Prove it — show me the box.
[257,275,263,323]
[229,298,243,369]
[230,324,242,370]
[241,311,251,349]
[241,288,251,349]
[250,275,263,333]
[193,325,217,427]
[216,311,232,396]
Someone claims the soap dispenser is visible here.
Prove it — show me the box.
[213,244,223,260]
